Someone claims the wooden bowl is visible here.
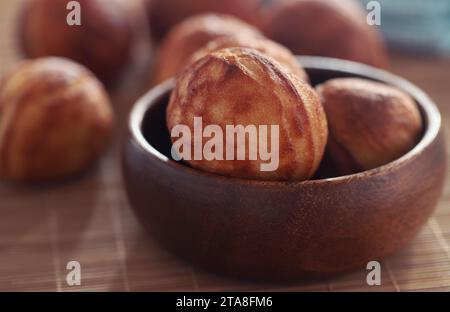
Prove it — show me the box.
[122,56,447,281]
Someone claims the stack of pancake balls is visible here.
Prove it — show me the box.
[0,0,421,184]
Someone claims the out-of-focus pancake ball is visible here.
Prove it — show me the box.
[262,0,388,68]
[18,0,139,84]
[145,0,260,41]
[152,14,263,84]
[0,58,115,183]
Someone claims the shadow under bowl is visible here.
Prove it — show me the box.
[122,56,447,282]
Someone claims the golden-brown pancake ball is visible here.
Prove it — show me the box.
[317,78,422,175]
[146,0,260,41]
[18,0,136,84]
[190,35,309,82]
[167,48,328,181]
[262,0,388,68]
[153,14,263,84]
[0,58,115,183]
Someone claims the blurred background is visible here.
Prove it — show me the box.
[361,0,450,55]
[0,0,449,292]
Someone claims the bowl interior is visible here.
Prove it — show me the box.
[136,56,440,181]
[141,91,173,160]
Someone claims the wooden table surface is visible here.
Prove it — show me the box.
[1,1,450,292]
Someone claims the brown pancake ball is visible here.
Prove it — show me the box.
[190,36,310,82]
[153,14,263,84]
[18,0,136,84]
[262,0,388,68]
[146,0,260,41]
[316,78,423,175]
[166,48,328,181]
[0,58,115,183]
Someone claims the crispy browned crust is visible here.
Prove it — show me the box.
[190,36,310,83]
[316,78,423,175]
[146,0,261,41]
[167,48,328,181]
[0,58,115,183]
[153,14,263,84]
[18,0,133,83]
[262,0,388,68]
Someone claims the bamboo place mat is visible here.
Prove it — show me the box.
[1,1,450,292]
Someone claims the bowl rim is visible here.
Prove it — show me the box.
[128,56,442,186]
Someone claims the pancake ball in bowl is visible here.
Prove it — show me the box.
[152,14,263,84]
[167,47,327,181]
[317,78,423,175]
[190,36,310,83]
